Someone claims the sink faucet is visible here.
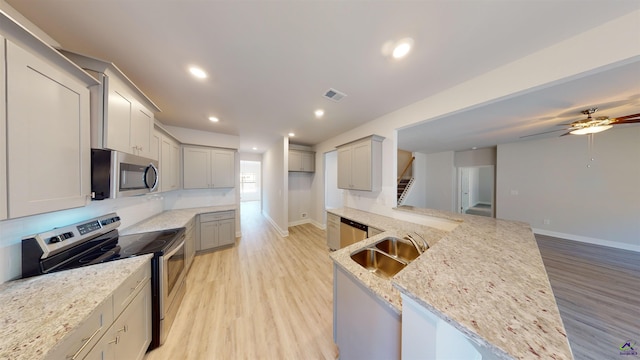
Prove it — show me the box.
[405,232,429,254]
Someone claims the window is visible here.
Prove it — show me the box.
[240,172,257,194]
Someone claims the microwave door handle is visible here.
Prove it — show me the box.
[144,163,159,191]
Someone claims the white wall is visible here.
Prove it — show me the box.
[454,147,496,167]
[324,150,343,210]
[309,11,640,240]
[424,152,456,212]
[262,137,289,236]
[497,126,640,251]
[288,172,313,226]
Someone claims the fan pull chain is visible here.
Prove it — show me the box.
[587,133,595,168]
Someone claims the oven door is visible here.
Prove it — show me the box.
[159,236,186,343]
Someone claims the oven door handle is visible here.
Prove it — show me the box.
[165,238,185,258]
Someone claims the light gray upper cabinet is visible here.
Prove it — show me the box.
[60,50,161,159]
[183,146,235,189]
[337,135,384,191]
[288,150,315,172]
[158,132,180,192]
[3,30,96,218]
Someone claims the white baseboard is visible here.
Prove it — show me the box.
[288,219,311,227]
[532,228,640,253]
[235,231,242,238]
[310,219,325,230]
[262,211,289,237]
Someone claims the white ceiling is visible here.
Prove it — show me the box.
[6,1,640,153]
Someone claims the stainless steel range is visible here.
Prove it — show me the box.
[21,213,187,350]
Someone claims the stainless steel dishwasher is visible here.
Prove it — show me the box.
[340,217,368,248]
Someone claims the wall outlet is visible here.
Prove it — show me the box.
[301,212,307,218]
[543,219,551,225]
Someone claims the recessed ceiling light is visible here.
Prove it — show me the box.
[314,109,324,118]
[392,38,414,59]
[208,116,219,122]
[252,147,257,150]
[472,147,478,150]
[189,66,207,79]
[288,132,295,137]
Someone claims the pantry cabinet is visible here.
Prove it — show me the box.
[5,39,94,218]
[337,135,384,191]
[183,146,236,189]
[60,50,161,159]
[160,133,180,192]
[197,211,236,252]
[288,150,315,172]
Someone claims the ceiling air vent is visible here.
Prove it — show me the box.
[323,88,347,102]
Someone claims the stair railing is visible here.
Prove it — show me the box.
[397,156,415,184]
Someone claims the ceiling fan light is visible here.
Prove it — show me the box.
[569,125,612,135]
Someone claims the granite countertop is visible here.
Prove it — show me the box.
[0,255,152,360]
[328,206,572,360]
[120,205,236,234]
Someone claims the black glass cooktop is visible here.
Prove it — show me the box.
[119,228,185,256]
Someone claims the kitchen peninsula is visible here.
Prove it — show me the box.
[329,206,573,359]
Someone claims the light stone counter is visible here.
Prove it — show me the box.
[120,205,237,235]
[329,206,572,360]
[0,255,152,360]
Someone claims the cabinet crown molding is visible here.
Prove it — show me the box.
[336,134,385,149]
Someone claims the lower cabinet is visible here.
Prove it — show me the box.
[197,211,236,252]
[47,261,151,360]
[184,217,196,272]
[327,212,340,250]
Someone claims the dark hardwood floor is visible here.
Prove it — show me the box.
[536,234,640,360]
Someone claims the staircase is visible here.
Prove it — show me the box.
[397,177,414,205]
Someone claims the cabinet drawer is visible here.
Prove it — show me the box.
[199,211,234,222]
[327,213,340,225]
[113,263,151,317]
[46,297,113,360]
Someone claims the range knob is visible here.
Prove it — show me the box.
[49,235,63,243]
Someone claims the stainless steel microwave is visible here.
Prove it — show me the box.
[91,149,159,199]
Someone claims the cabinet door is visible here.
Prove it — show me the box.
[200,221,218,250]
[351,141,372,190]
[131,103,152,158]
[160,137,172,192]
[6,40,91,218]
[171,143,180,189]
[211,149,235,188]
[183,146,211,189]
[301,152,314,172]
[217,219,235,246]
[150,130,160,161]
[105,77,132,154]
[337,147,352,189]
[288,151,302,171]
[0,36,6,220]
[327,213,340,250]
[113,281,151,360]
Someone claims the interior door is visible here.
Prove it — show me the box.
[460,168,470,213]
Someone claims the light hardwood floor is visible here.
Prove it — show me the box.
[536,235,640,360]
[144,201,337,360]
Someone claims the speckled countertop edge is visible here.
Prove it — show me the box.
[120,205,237,234]
[0,255,152,360]
[329,207,573,360]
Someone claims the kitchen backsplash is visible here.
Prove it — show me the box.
[0,188,237,284]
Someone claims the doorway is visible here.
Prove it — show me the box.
[457,166,494,217]
[240,160,261,202]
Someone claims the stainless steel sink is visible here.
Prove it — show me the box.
[350,248,407,279]
[374,237,420,262]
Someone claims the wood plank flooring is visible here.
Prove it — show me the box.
[144,201,337,360]
[144,203,638,360]
[536,235,640,360]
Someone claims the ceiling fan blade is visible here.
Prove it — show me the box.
[611,118,640,124]
[610,113,640,121]
[559,132,573,137]
[520,128,569,138]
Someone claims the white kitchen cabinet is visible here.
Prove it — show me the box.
[0,35,6,221]
[87,280,152,360]
[288,150,315,172]
[337,135,384,191]
[197,211,236,252]
[150,130,160,162]
[60,50,161,159]
[47,260,151,360]
[183,146,236,189]
[5,40,92,218]
[327,212,340,250]
[160,133,180,192]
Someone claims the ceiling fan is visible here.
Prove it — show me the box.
[521,108,640,138]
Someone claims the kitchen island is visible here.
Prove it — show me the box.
[329,206,572,359]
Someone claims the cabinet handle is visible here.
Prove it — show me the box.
[108,336,120,345]
[67,327,101,359]
[118,325,128,333]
